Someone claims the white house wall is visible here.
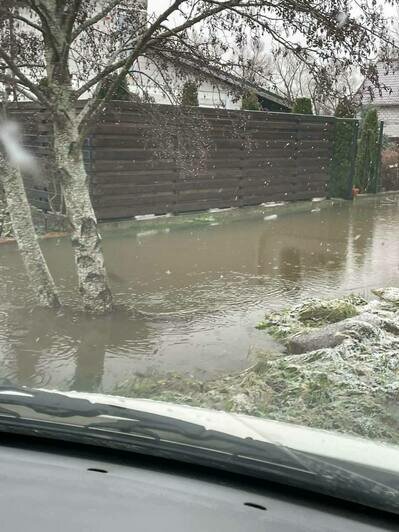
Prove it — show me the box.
[146,79,242,109]
[129,58,242,109]
[374,106,399,138]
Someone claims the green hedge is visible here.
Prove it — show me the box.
[241,90,262,111]
[292,97,313,114]
[98,74,131,100]
[181,81,199,106]
[329,119,357,199]
[328,98,358,199]
[335,97,357,119]
[354,108,379,193]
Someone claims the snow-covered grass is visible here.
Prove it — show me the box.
[115,290,399,445]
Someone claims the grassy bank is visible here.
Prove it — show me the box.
[98,198,341,234]
[115,289,399,445]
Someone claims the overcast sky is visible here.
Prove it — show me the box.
[146,0,397,51]
[148,0,397,16]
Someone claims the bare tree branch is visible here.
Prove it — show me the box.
[76,0,187,134]
[27,1,61,56]
[129,68,177,104]
[74,56,126,98]
[148,1,242,45]
[12,13,43,33]
[71,0,124,40]
[0,73,39,102]
[0,49,52,108]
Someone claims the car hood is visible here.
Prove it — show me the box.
[59,389,399,474]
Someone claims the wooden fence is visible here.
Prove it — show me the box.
[10,102,340,220]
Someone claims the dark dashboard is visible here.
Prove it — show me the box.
[0,435,395,532]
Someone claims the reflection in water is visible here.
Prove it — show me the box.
[73,321,107,392]
[71,310,156,391]
[351,201,377,268]
[279,247,302,289]
[256,204,351,294]
[7,307,60,387]
[1,196,399,392]
[14,345,40,387]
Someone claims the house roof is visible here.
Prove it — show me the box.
[191,62,291,110]
[360,61,399,106]
[153,50,291,111]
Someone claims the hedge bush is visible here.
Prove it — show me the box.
[328,99,357,199]
[181,81,199,106]
[292,97,313,114]
[98,74,131,100]
[241,90,262,111]
[329,120,357,198]
[334,97,356,119]
[354,108,379,193]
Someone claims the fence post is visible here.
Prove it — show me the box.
[375,120,384,193]
[236,112,244,207]
[294,114,300,200]
[173,120,181,214]
[347,119,359,200]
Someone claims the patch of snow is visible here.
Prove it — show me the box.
[264,214,278,221]
[261,202,286,208]
[312,197,326,202]
[135,214,156,220]
[372,287,399,305]
[136,230,158,238]
[208,207,233,213]
[337,11,349,28]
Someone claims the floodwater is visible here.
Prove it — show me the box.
[1,196,399,393]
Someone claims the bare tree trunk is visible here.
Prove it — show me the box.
[53,121,113,314]
[0,160,60,308]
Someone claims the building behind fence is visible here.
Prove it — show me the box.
[10,102,360,220]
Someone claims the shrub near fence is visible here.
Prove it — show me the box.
[328,118,359,199]
[10,102,351,220]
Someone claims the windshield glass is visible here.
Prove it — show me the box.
[1,0,399,513]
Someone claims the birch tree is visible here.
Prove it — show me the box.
[0,93,60,308]
[0,155,60,308]
[0,0,394,313]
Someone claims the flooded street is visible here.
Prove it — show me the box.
[1,195,399,393]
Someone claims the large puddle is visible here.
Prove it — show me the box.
[1,196,399,393]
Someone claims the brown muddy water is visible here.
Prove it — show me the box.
[1,195,399,393]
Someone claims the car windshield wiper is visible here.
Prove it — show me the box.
[0,385,311,473]
[0,386,398,516]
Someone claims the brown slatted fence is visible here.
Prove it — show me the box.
[9,102,341,220]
